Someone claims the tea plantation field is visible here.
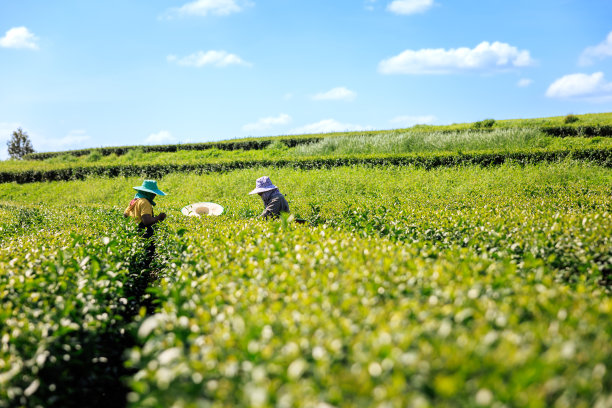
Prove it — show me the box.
[1,124,612,407]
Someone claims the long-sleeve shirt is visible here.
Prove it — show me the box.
[259,190,290,219]
[124,198,154,224]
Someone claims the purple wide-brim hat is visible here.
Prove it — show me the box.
[248,176,278,195]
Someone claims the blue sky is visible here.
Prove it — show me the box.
[1,0,612,158]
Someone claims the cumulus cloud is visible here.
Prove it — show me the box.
[389,115,436,127]
[312,87,357,102]
[387,0,433,15]
[579,31,612,66]
[364,0,379,11]
[163,0,253,18]
[517,78,533,87]
[0,27,39,50]
[379,41,533,75]
[51,130,90,146]
[35,130,89,148]
[242,114,292,132]
[29,130,91,152]
[167,50,252,68]
[289,119,372,135]
[145,130,176,144]
[546,72,612,101]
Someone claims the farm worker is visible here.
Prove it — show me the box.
[248,176,290,219]
[124,179,167,267]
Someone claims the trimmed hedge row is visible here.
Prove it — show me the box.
[3,147,612,184]
[541,125,612,137]
[24,137,324,161]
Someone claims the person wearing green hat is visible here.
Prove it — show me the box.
[124,179,167,267]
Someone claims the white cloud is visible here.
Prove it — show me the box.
[37,130,91,148]
[389,115,436,127]
[579,31,612,66]
[517,78,533,87]
[22,130,91,153]
[0,122,21,140]
[312,87,357,102]
[546,72,612,101]
[289,119,372,135]
[0,27,39,50]
[379,41,534,75]
[56,130,90,146]
[242,114,292,132]
[387,0,433,15]
[365,0,378,11]
[163,0,252,18]
[145,130,176,144]
[167,50,251,68]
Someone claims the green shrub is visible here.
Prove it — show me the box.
[265,140,289,154]
[123,147,144,161]
[473,119,496,129]
[86,150,103,162]
[564,114,580,124]
[46,153,78,164]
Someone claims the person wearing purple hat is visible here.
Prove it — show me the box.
[249,176,289,219]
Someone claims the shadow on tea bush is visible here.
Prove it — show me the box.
[32,328,135,408]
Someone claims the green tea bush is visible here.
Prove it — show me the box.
[45,153,78,164]
[265,140,290,156]
[123,147,148,163]
[1,161,611,407]
[4,132,612,177]
[292,128,542,156]
[127,217,612,407]
[565,114,580,124]
[541,125,612,137]
[23,137,324,161]
[0,207,150,407]
[86,150,103,162]
[473,119,496,129]
[2,146,612,185]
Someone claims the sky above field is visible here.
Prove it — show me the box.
[1,0,612,158]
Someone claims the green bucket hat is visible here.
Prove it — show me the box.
[133,180,167,196]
